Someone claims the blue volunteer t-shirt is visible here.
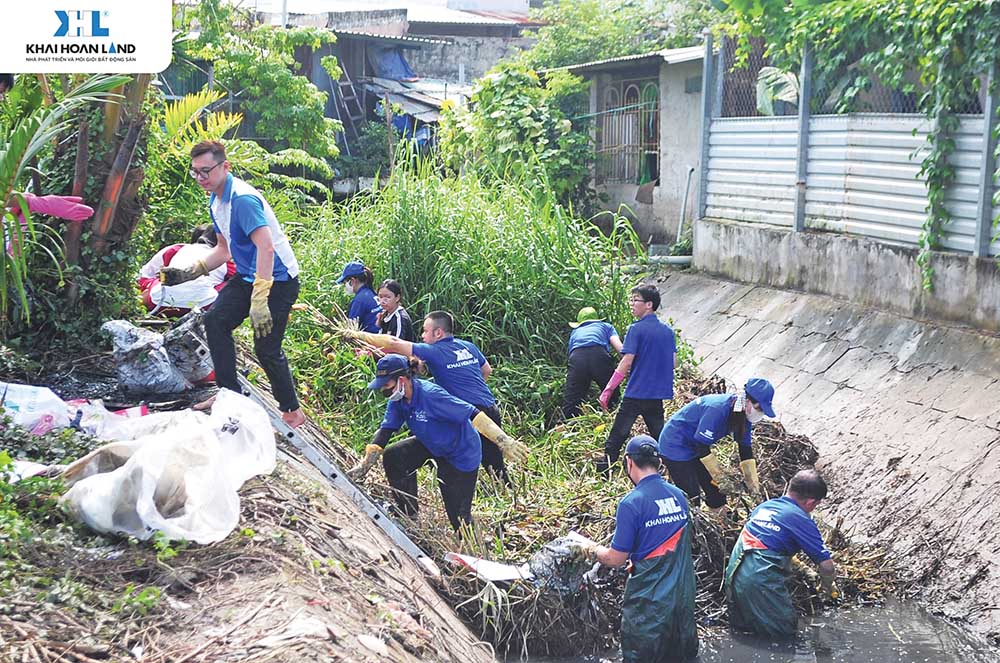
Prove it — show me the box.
[567,321,620,356]
[412,337,496,408]
[659,393,753,461]
[621,314,676,400]
[348,286,381,333]
[380,379,482,472]
[743,496,832,563]
[210,174,294,281]
[610,474,690,562]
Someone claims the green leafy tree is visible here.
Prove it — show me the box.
[438,64,593,206]
[0,75,129,329]
[518,0,716,71]
[177,0,342,158]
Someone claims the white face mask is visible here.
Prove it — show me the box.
[344,281,354,295]
[747,404,765,424]
[386,380,406,402]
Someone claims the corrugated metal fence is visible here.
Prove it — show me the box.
[697,37,1000,258]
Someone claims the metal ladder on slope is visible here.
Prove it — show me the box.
[236,374,441,578]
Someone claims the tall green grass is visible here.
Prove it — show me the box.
[293,159,643,365]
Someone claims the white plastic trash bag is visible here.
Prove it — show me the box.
[60,389,276,544]
[0,381,70,433]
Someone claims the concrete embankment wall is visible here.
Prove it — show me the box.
[694,217,1000,332]
[654,270,1000,642]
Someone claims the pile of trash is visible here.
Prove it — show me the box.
[101,310,214,395]
[2,379,275,545]
[60,389,275,543]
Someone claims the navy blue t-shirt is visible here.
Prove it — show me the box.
[621,314,676,400]
[380,379,482,472]
[348,286,381,333]
[567,321,620,356]
[658,393,753,461]
[412,337,495,408]
[610,474,691,562]
[742,496,832,563]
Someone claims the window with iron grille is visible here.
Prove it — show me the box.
[596,79,659,185]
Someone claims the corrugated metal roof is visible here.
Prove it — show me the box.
[333,28,450,45]
[235,0,519,27]
[548,45,704,74]
[404,4,518,24]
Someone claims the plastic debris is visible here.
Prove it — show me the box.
[60,389,275,544]
[0,381,71,432]
[101,320,192,395]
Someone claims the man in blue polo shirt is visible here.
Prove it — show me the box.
[572,435,698,662]
[344,311,513,484]
[161,140,305,428]
[598,285,676,474]
[348,354,528,529]
[724,469,839,639]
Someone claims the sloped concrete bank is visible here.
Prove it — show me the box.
[653,270,1000,643]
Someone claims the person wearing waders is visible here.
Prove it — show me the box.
[161,141,305,428]
[597,286,676,475]
[343,311,513,484]
[657,378,775,509]
[347,354,529,529]
[724,469,839,639]
[570,435,698,662]
[336,261,381,333]
[561,306,623,420]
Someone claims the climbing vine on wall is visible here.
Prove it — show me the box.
[720,0,1000,290]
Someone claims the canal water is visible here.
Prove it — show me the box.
[534,599,998,663]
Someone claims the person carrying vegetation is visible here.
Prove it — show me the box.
[343,311,514,484]
[561,306,623,419]
[376,279,414,342]
[725,469,839,639]
[159,140,305,428]
[598,286,676,474]
[336,261,380,333]
[657,378,774,510]
[571,435,698,662]
[348,354,529,530]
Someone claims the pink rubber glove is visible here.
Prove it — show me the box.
[25,194,95,221]
[599,369,626,411]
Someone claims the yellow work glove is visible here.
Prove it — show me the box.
[249,277,274,338]
[348,330,393,348]
[791,556,819,582]
[472,412,530,464]
[821,575,841,601]
[348,444,382,481]
[740,458,760,494]
[569,542,598,563]
[159,259,209,285]
[699,453,723,485]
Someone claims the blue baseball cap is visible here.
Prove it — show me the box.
[745,377,776,418]
[336,261,366,284]
[624,434,660,458]
[367,353,410,390]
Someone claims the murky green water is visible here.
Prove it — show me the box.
[532,600,998,663]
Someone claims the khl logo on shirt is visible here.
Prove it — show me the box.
[453,348,474,362]
[54,10,110,37]
[655,497,682,516]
